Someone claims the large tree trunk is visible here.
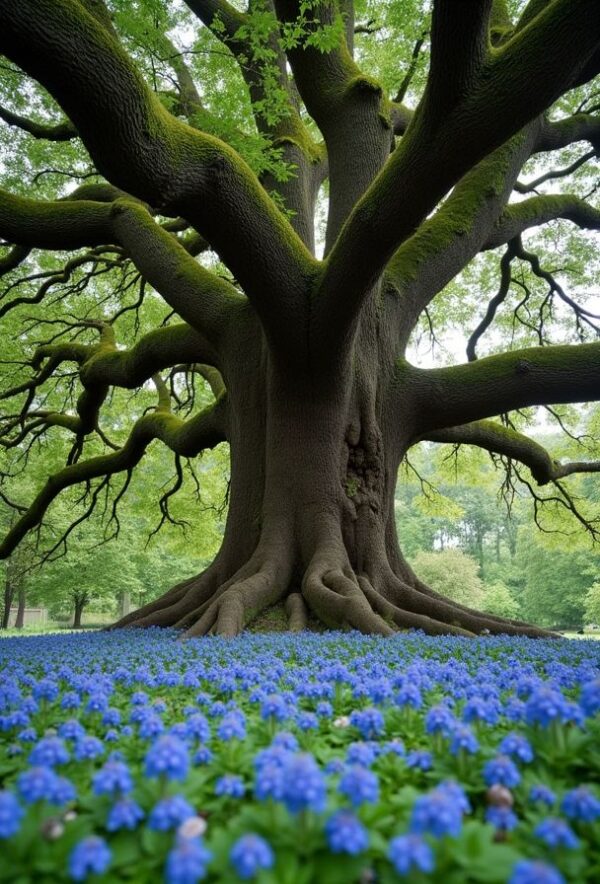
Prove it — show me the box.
[2,557,18,629]
[72,597,86,629]
[114,311,551,640]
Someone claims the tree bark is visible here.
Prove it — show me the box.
[14,586,26,629]
[73,596,87,629]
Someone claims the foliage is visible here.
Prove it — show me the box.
[410,549,485,609]
[584,583,600,627]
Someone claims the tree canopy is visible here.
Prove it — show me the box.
[0,0,599,638]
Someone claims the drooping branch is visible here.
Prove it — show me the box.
[0,103,78,141]
[515,149,597,193]
[0,397,227,560]
[401,341,600,436]
[424,419,600,486]
[0,188,238,346]
[466,241,517,362]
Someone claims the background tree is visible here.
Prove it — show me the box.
[0,0,600,637]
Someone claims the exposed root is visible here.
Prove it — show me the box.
[182,565,287,638]
[285,592,308,631]
[303,565,394,636]
[358,576,474,637]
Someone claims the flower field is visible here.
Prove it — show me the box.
[1,630,600,883]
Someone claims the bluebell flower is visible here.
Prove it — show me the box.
[29,736,70,767]
[107,797,145,831]
[483,755,521,788]
[230,834,274,880]
[144,735,189,781]
[102,708,121,727]
[92,760,133,796]
[325,810,369,855]
[74,736,104,761]
[410,787,463,838]
[17,766,60,803]
[406,750,432,771]
[346,742,377,767]
[86,694,109,714]
[281,753,326,814]
[272,732,299,751]
[394,682,423,709]
[215,775,245,798]
[17,727,37,743]
[383,739,406,757]
[149,796,196,831]
[561,786,600,821]
[580,678,600,716]
[59,720,86,741]
[529,785,556,807]
[499,733,534,763]
[165,837,212,884]
[139,714,165,740]
[388,834,435,875]
[185,714,210,743]
[50,775,77,807]
[296,711,319,731]
[349,707,384,739]
[217,711,246,741]
[508,860,566,884]
[534,818,579,849]
[261,694,289,722]
[339,765,379,807]
[33,679,59,703]
[61,691,81,710]
[316,701,333,717]
[0,790,24,838]
[193,746,214,766]
[486,806,518,831]
[438,781,470,814]
[68,836,111,881]
[525,688,568,727]
[425,704,456,736]
[449,724,479,755]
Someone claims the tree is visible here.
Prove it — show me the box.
[410,549,485,609]
[584,582,600,625]
[0,0,600,638]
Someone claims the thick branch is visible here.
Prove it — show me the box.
[0,0,316,345]
[0,103,77,141]
[424,419,600,485]
[401,342,600,435]
[485,194,600,249]
[316,0,600,347]
[536,113,600,152]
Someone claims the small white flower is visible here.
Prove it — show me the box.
[178,816,207,839]
[333,716,350,728]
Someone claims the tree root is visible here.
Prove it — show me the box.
[108,543,555,640]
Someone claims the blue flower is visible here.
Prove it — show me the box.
[230,834,274,880]
[185,714,210,743]
[215,775,245,798]
[107,798,145,831]
[0,790,24,838]
[406,750,432,771]
[92,760,133,796]
[217,711,246,741]
[394,682,422,709]
[425,704,456,736]
[260,694,289,723]
[51,775,77,807]
[74,736,104,762]
[508,860,565,884]
[449,725,479,755]
[296,711,319,731]
[144,735,189,781]
[529,785,556,807]
[534,818,579,849]
[193,746,214,766]
[33,679,59,703]
[59,720,86,741]
[486,806,518,831]
[61,692,81,710]
[346,741,377,767]
[316,701,333,717]
[29,737,70,767]
[68,836,111,881]
[255,761,286,801]
[165,836,212,884]
[325,810,369,855]
[525,688,568,727]
[483,755,521,788]
[339,765,379,807]
[149,796,196,831]
[281,753,326,814]
[580,678,600,716]
[349,707,385,739]
[499,733,534,763]
[271,732,298,751]
[410,787,463,838]
[561,786,600,821]
[388,834,435,876]
[17,766,59,803]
